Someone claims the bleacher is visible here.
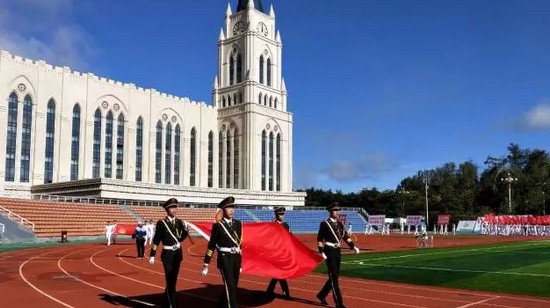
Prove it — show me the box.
[233,208,367,233]
[130,206,217,222]
[0,196,367,237]
[0,198,135,238]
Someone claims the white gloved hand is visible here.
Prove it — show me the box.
[149,257,155,266]
[201,264,209,276]
[354,247,360,254]
[240,268,242,273]
[321,252,327,260]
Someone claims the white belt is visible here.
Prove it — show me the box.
[325,242,341,248]
[163,243,181,251]
[218,247,241,254]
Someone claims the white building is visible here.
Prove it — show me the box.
[0,0,305,207]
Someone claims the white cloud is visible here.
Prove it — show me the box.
[0,0,96,70]
[520,99,550,131]
[323,152,397,182]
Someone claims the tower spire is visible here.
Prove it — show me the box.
[236,0,264,13]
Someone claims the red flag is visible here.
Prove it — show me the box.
[113,224,135,235]
[189,222,324,279]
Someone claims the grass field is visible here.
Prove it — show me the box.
[316,240,550,298]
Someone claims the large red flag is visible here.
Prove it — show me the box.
[188,221,324,279]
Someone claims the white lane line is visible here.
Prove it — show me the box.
[456,296,501,308]
[58,248,156,307]
[19,252,76,308]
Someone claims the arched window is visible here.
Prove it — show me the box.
[70,104,81,181]
[219,132,223,188]
[234,129,239,189]
[155,121,162,183]
[135,117,143,181]
[222,96,226,108]
[269,96,273,108]
[92,109,102,178]
[104,111,113,178]
[208,131,214,187]
[44,99,56,183]
[226,130,232,188]
[258,93,262,104]
[264,94,268,106]
[269,132,274,191]
[233,94,237,105]
[20,95,33,182]
[276,133,281,191]
[261,130,266,190]
[5,92,18,182]
[116,114,125,179]
[259,55,264,84]
[237,54,242,83]
[267,58,272,86]
[228,96,232,107]
[239,92,243,104]
[274,98,278,110]
[229,55,235,86]
[174,125,181,185]
[190,128,197,186]
[165,123,172,184]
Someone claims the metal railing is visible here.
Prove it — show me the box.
[0,205,35,231]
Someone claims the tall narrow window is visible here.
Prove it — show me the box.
[267,58,272,86]
[174,125,181,185]
[116,114,125,179]
[234,129,239,189]
[92,109,101,178]
[226,130,231,188]
[258,93,262,104]
[165,123,172,184]
[219,132,223,188]
[269,132,274,191]
[44,99,55,183]
[229,55,235,86]
[5,92,18,182]
[276,133,281,191]
[190,128,196,186]
[135,117,143,181]
[208,131,214,187]
[104,111,113,178]
[274,98,278,110]
[20,95,33,182]
[237,54,242,83]
[155,121,162,183]
[259,56,264,84]
[222,97,226,108]
[261,130,266,190]
[70,104,81,181]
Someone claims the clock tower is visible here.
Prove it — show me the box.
[213,0,293,193]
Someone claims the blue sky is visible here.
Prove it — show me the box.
[1,0,550,192]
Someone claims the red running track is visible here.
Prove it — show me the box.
[1,237,549,308]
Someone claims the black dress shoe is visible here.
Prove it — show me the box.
[316,294,328,305]
[283,294,292,300]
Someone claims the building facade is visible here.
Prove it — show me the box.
[0,0,304,206]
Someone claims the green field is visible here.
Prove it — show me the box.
[316,240,550,298]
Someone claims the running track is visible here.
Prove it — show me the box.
[1,239,549,308]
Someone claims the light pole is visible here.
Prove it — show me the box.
[422,177,429,227]
[500,172,518,213]
[398,188,409,217]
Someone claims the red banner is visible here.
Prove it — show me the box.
[483,214,550,225]
[113,224,136,235]
[189,222,324,279]
[437,214,450,225]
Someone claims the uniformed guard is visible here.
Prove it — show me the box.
[201,196,243,308]
[148,198,189,308]
[316,202,360,308]
[266,206,291,299]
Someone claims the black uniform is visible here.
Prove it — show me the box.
[316,203,356,308]
[204,197,243,308]
[266,207,291,298]
[150,203,189,308]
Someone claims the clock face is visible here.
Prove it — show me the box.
[233,21,246,35]
[257,22,268,36]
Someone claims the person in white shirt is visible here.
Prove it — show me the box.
[105,221,113,245]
